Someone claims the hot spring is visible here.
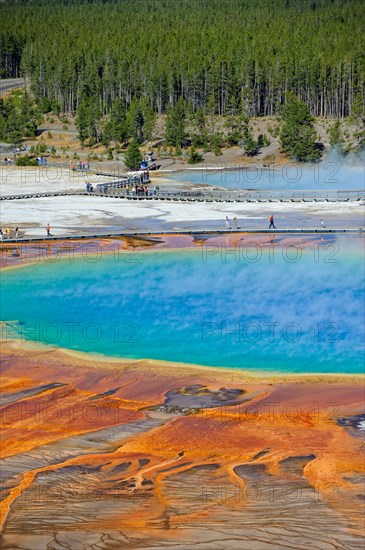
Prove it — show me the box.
[170,152,365,191]
[1,236,364,374]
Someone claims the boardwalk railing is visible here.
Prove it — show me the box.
[107,188,364,202]
[2,227,364,245]
[1,188,364,202]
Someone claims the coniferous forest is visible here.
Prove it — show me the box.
[0,0,364,120]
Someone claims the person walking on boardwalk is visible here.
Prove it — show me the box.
[15,227,19,241]
[0,229,3,241]
[321,219,325,229]
[233,217,238,230]
[5,226,12,239]
[225,216,230,229]
[269,215,276,229]
[46,223,53,237]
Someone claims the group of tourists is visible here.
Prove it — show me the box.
[71,161,90,171]
[123,173,150,186]
[225,214,275,230]
[225,215,276,230]
[0,225,54,240]
[0,226,19,240]
[96,181,160,197]
[93,172,152,195]
[126,184,160,197]
[126,184,149,197]
[130,171,150,183]
[225,216,239,230]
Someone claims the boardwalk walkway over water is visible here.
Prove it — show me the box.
[2,228,363,244]
[1,188,364,203]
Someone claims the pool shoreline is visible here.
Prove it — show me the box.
[1,336,363,384]
[1,231,363,271]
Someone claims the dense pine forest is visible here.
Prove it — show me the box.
[1,0,364,120]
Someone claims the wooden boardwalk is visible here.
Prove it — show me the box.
[1,189,364,203]
[2,228,363,244]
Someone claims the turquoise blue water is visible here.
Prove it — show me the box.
[171,154,365,190]
[1,241,364,373]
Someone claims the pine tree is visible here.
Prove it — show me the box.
[191,106,208,147]
[188,147,204,164]
[279,93,320,161]
[126,99,145,143]
[240,125,258,156]
[329,120,343,147]
[140,98,156,141]
[4,98,23,143]
[76,96,102,145]
[123,138,142,170]
[349,94,365,148]
[0,98,7,140]
[19,93,40,137]
[206,94,218,116]
[165,97,187,148]
[225,115,242,146]
[102,97,127,145]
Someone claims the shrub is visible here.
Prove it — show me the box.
[37,142,47,154]
[188,147,204,163]
[16,155,37,166]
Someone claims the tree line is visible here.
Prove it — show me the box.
[0,0,364,119]
[1,85,364,164]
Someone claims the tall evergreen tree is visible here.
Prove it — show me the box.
[165,97,187,148]
[328,120,343,147]
[140,98,156,141]
[0,98,8,140]
[76,96,102,145]
[102,97,127,145]
[240,125,258,156]
[349,94,365,148]
[123,138,142,169]
[279,93,320,161]
[126,99,145,143]
[17,93,40,137]
[191,106,208,147]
